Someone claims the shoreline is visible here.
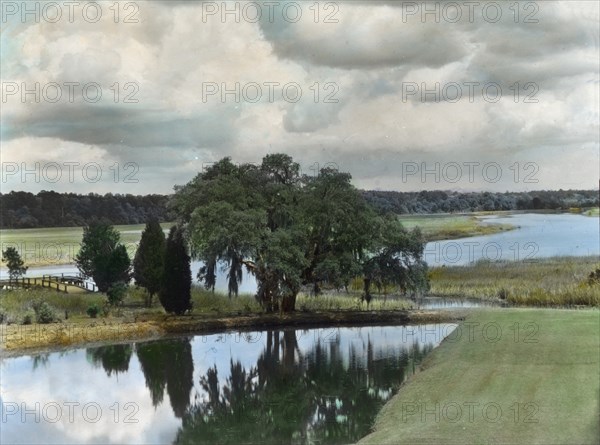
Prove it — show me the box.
[0,309,467,358]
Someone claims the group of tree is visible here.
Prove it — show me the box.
[3,188,595,230]
[0,191,172,229]
[76,219,191,314]
[139,223,192,316]
[362,189,599,214]
[168,154,429,313]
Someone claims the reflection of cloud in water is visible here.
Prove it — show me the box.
[1,351,181,444]
[1,325,456,444]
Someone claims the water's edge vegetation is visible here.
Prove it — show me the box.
[0,308,466,358]
[2,255,598,356]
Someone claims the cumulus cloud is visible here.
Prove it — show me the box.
[258,3,469,70]
[1,0,598,193]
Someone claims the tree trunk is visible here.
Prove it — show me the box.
[362,277,372,306]
[280,293,297,313]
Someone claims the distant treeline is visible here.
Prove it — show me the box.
[1,189,597,229]
[0,191,172,229]
[362,189,599,214]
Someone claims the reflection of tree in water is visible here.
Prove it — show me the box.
[31,353,50,371]
[136,338,194,418]
[32,351,77,371]
[86,344,132,377]
[175,330,434,445]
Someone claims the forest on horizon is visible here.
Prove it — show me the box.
[0,188,597,229]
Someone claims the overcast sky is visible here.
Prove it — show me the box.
[1,0,598,194]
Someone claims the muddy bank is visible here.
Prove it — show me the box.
[0,309,467,358]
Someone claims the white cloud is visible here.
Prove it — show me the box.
[1,0,598,193]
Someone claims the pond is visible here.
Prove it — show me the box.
[0,324,456,444]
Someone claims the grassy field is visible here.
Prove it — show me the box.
[429,256,600,306]
[397,214,514,241]
[0,223,172,266]
[359,308,600,445]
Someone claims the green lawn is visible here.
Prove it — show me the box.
[397,214,514,241]
[359,308,600,445]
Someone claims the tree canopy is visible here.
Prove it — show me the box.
[2,246,28,280]
[133,219,166,307]
[170,154,429,313]
[159,226,192,315]
[75,221,131,293]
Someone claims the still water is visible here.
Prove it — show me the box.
[0,324,456,444]
[424,212,599,266]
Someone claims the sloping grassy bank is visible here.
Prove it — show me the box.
[359,308,600,445]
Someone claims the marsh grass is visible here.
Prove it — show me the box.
[0,288,107,324]
[1,284,413,325]
[429,256,600,306]
[191,288,412,314]
[191,288,262,314]
[297,292,413,311]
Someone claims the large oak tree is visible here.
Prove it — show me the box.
[170,154,428,313]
